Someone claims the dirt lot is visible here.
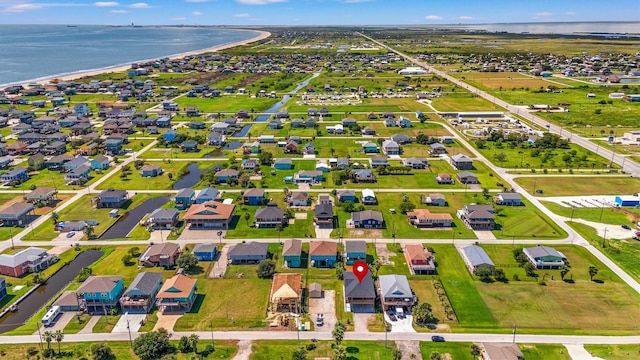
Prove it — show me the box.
[308,290,336,333]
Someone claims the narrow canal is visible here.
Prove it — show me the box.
[254,71,321,122]
[172,163,202,189]
[100,196,170,239]
[0,249,104,333]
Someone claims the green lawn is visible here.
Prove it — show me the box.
[4,167,114,191]
[584,344,640,360]
[519,344,573,360]
[174,95,276,113]
[543,201,640,226]
[250,340,396,360]
[492,199,567,240]
[419,342,475,360]
[514,175,640,196]
[96,161,215,190]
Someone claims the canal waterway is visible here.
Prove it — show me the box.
[100,196,170,239]
[0,249,104,333]
[172,163,203,189]
[254,72,321,122]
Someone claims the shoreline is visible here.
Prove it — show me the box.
[10,29,271,89]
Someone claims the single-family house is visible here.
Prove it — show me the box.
[429,143,447,155]
[378,274,416,311]
[335,157,350,170]
[337,189,357,203]
[163,129,178,142]
[345,240,366,265]
[461,245,495,274]
[243,141,260,155]
[294,170,323,184]
[344,271,376,313]
[207,132,224,146]
[424,193,446,206]
[140,164,162,177]
[403,157,428,169]
[283,141,298,154]
[227,242,269,264]
[342,117,357,127]
[27,153,45,170]
[243,188,265,205]
[274,158,293,170]
[361,189,377,205]
[0,167,28,184]
[523,246,567,269]
[404,244,436,275]
[314,203,334,227]
[241,158,258,170]
[139,242,181,268]
[494,193,522,206]
[77,276,124,314]
[90,156,110,170]
[0,156,11,170]
[283,239,302,268]
[362,126,376,136]
[119,272,163,314]
[450,154,474,170]
[255,206,285,228]
[457,171,479,184]
[436,173,454,184]
[0,247,53,277]
[407,209,453,228]
[309,241,338,268]
[181,139,198,153]
[195,188,219,204]
[397,116,412,128]
[351,210,383,229]
[370,156,388,168]
[362,142,379,154]
[390,133,412,145]
[64,165,91,183]
[45,154,72,170]
[147,208,179,229]
[93,189,128,208]
[270,273,303,313]
[382,140,400,155]
[43,141,67,155]
[304,142,315,155]
[0,202,35,226]
[458,204,495,230]
[288,192,309,207]
[214,169,239,183]
[156,274,198,313]
[192,244,217,261]
[24,187,58,204]
[183,201,235,229]
[174,188,195,210]
[315,161,330,173]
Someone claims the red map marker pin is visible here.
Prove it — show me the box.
[353,261,369,283]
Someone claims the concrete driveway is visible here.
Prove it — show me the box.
[209,244,231,278]
[112,313,146,333]
[308,290,336,332]
[352,313,372,333]
[179,228,225,241]
[384,313,416,333]
[153,314,182,332]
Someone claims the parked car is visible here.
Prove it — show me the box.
[622,224,631,230]
[316,313,323,326]
[431,336,445,342]
[66,231,76,238]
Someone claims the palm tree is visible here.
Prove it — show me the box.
[333,345,347,360]
[244,212,251,226]
[54,330,64,355]
[43,330,53,356]
[189,334,199,354]
[84,225,94,239]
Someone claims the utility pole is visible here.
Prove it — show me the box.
[9,228,14,249]
[36,322,44,354]
[512,323,517,343]
[210,319,215,350]
[126,319,133,348]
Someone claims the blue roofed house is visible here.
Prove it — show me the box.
[397,116,412,128]
[243,188,265,205]
[283,239,302,268]
[77,275,124,314]
[0,167,28,184]
[362,142,379,154]
[73,103,91,118]
[227,242,269,264]
[274,158,293,170]
[119,272,163,314]
[337,189,357,203]
[163,129,178,143]
[175,188,195,210]
[157,116,171,128]
[294,170,323,184]
[195,188,219,204]
[345,240,367,265]
[309,241,338,268]
[105,138,123,154]
[90,155,110,170]
[193,244,218,261]
[207,132,224,146]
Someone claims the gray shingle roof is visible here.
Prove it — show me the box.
[378,274,412,298]
[124,272,162,297]
[193,244,217,254]
[344,271,375,299]
[345,240,366,254]
[228,242,268,257]
[462,245,494,267]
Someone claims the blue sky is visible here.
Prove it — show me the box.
[0,0,638,25]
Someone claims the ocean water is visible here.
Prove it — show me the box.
[0,25,261,87]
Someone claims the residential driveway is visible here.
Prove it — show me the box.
[153,314,182,332]
[384,313,416,333]
[352,313,372,333]
[53,231,82,242]
[112,313,146,333]
[375,243,395,266]
[314,225,332,239]
[231,340,253,360]
[308,290,336,332]
[47,246,71,256]
[36,312,74,333]
[474,230,497,240]
[179,228,225,241]
[78,316,101,334]
[564,344,605,360]
[397,341,423,360]
[209,244,231,278]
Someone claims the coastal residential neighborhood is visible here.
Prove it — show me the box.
[0,24,638,360]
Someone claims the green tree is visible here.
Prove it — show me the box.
[43,331,53,356]
[560,265,571,280]
[178,336,191,353]
[372,259,382,276]
[524,262,537,277]
[475,268,493,283]
[470,344,482,357]
[128,247,141,257]
[176,253,199,272]
[335,265,344,280]
[85,225,95,239]
[292,347,308,360]
[430,352,442,360]
[333,345,347,360]
[589,265,599,281]
[189,334,199,354]
[133,329,172,360]
[392,348,402,360]
[91,343,114,360]
[493,268,507,282]
[412,302,433,325]
[258,151,273,165]
[122,254,133,266]
[51,211,59,224]
[54,330,63,355]
[257,259,276,279]
[244,212,251,226]
[398,201,415,214]
[332,322,346,345]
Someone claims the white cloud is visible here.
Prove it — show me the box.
[95,1,119,6]
[459,16,475,20]
[566,11,576,16]
[535,12,553,17]
[192,11,201,15]
[3,3,43,12]
[129,2,150,8]
[234,13,250,17]
[110,9,128,13]
[235,0,287,5]
[425,15,442,20]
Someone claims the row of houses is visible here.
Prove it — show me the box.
[461,245,568,274]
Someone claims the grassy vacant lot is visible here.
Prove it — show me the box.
[431,91,501,112]
[584,344,640,360]
[7,167,113,191]
[22,193,160,241]
[96,161,214,190]
[543,201,640,226]
[0,341,238,360]
[514,175,640,196]
[174,94,277,113]
[250,340,396,360]
[138,144,226,160]
[493,199,567,240]
[519,344,573,360]
[286,96,434,113]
